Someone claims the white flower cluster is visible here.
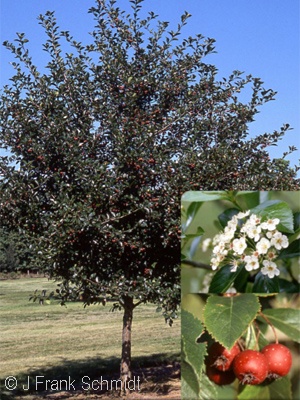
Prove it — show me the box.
[207,211,289,279]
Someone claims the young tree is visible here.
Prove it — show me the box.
[0,0,299,388]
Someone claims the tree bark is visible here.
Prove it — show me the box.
[120,295,134,393]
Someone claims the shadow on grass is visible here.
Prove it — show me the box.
[0,352,180,399]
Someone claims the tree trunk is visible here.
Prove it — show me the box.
[120,295,134,393]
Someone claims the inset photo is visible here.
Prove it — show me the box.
[181,191,300,294]
[181,293,300,400]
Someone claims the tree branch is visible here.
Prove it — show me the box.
[100,208,144,226]
[133,299,146,309]
[181,259,211,270]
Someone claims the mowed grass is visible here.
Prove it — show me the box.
[0,278,180,396]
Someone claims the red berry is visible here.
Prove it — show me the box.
[208,342,241,371]
[233,350,268,385]
[261,343,292,379]
[206,363,236,385]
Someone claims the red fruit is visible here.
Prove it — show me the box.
[206,363,236,385]
[261,343,292,379]
[208,342,241,371]
[233,350,268,385]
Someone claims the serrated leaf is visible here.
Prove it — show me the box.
[181,360,199,399]
[257,308,300,343]
[251,200,294,233]
[203,294,260,348]
[181,309,206,376]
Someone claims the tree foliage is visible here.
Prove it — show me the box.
[0,0,299,384]
[0,226,33,273]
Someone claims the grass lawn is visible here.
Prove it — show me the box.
[0,277,180,398]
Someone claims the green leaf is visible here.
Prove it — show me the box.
[253,272,280,293]
[181,309,206,399]
[268,375,292,400]
[218,208,239,229]
[233,267,250,292]
[238,384,270,400]
[181,360,199,399]
[183,202,203,232]
[288,212,300,243]
[257,308,300,343]
[235,191,260,209]
[209,264,249,293]
[183,226,205,240]
[238,375,292,400]
[181,191,229,203]
[251,200,294,233]
[293,211,300,232]
[278,278,300,293]
[203,294,261,349]
[277,239,300,259]
[181,309,206,375]
[185,362,235,400]
[198,373,218,400]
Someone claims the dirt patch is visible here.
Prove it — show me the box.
[13,363,180,400]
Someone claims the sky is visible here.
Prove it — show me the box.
[0,0,299,171]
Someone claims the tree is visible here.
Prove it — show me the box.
[0,0,299,389]
[0,227,20,273]
[0,226,34,273]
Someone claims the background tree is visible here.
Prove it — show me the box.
[0,227,20,273]
[0,0,299,387]
[0,226,34,274]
